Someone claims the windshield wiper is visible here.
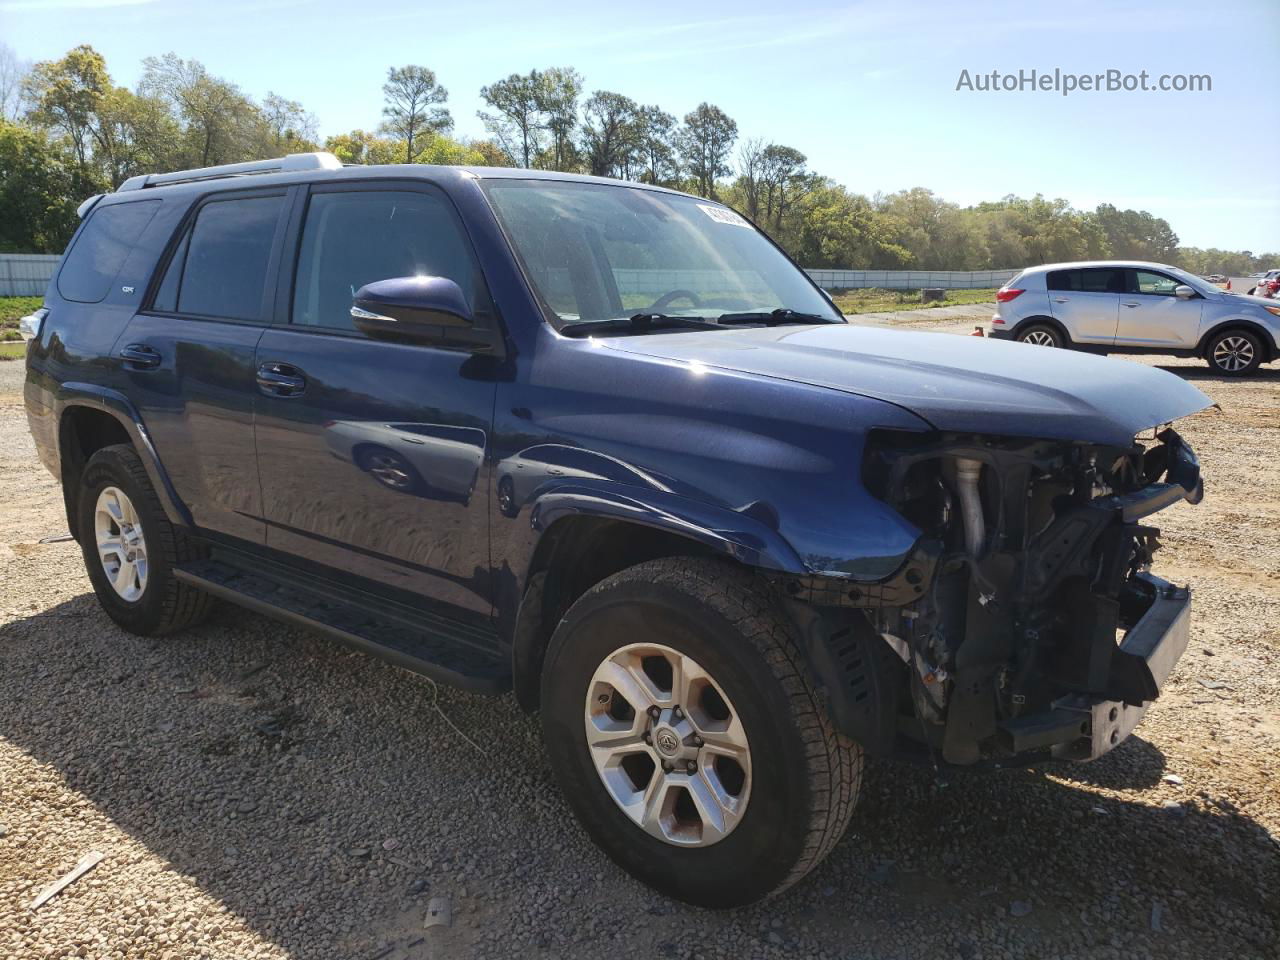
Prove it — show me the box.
[716,308,837,326]
[559,313,726,337]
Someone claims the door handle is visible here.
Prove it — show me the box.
[1122,302,1140,308]
[118,343,161,369]
[257,361,306,397]
[1053,297,1069,303]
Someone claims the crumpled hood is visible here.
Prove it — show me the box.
[606,324,1213,446]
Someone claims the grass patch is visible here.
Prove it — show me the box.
[1,295,43,332]
[830,288,996,314]
[0,341,27,361]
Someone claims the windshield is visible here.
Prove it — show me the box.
[480,179,841,328]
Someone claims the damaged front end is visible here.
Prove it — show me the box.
[788,426,1202,767]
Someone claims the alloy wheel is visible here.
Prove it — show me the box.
[584,642,751,847]
[1021,329,1058,347]
[1212,335,1254,372]
[95,486,148,602]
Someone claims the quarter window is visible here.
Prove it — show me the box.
[153,194,284,321]
[291,190,488,332]
[58,199,161,303]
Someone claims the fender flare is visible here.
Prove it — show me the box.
[1010,314,1072,346]
[55,382,192,529]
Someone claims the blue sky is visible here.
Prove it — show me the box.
[3,0,1277,252]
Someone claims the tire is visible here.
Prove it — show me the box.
[1204,329,1263,376]
[1015,323,1063,348]
[540,557,862,907]
[77,444,213,636]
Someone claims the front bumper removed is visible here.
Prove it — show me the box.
[999,572,1190,761]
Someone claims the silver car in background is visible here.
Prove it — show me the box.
[989,260,1280,375]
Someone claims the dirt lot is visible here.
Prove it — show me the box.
[1,321,1278,960]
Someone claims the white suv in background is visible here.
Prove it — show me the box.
[989,260,1280,375]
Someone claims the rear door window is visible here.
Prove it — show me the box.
[58,199,161,303]
[152,193,285,321]
[1079,268,1124,293]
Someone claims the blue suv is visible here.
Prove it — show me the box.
[22,152,1211,907]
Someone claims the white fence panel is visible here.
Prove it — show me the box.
[0,254,61,296]
[0,254,1018,300]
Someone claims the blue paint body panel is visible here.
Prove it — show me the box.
[23,162,1213,663]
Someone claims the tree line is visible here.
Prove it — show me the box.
[0,43,1274,276]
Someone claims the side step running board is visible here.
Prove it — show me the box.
[175,555,508,693]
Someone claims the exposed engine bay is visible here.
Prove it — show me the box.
[786,426,1203,767]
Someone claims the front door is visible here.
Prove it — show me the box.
[1113,269,1204,348]
[1046,266,1124,344]
[253,182,497,616]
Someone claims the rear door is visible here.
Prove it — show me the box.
[1113,269,1204,348]
[1046,267,1124,344]
[118,187,291,544]
[253,181,498,616]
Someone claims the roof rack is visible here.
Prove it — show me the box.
[116,152,343,192]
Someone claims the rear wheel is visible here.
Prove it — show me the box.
[77,444,212,635]
[1205,329,1262,376]
[1016,323,1063,348]
[540,557,862,907]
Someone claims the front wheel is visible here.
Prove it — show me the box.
[540,558,862,907]
[1205,329,1263,376]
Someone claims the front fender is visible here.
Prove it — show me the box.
[529,481,809,573]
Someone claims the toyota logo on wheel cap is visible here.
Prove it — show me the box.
[655,730,680,755]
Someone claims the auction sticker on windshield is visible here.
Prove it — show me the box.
[697,203,751,227]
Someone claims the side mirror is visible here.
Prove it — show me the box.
[1174,285,1196,300]
[351,276,500,353]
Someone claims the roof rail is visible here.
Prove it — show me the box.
[116,152,343,192]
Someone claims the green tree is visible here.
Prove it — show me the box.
[580,90,640,178]
[22,44,109,171]
[538,67,582,171]
[478,70,545,168]
[677,103,737,200]
[0,43,30,123]
[140,54,261,167]
[381,65,451,162]
[0,120,80,252]
[635,105,678,186]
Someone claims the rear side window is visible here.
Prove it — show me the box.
[58,200,161,303]
[1047,268,1123,293]
[153,194,284,321]
[1046,270,1078,291]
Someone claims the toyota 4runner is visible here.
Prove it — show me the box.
[21,153,1211,907]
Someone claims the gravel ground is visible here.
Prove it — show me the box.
[1,332,1278,960]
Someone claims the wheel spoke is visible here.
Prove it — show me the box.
[685,771,732,841]
[698,717,750,761]
[638,772,670,836]
[112,557,135,594]
[593,659,660,714]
